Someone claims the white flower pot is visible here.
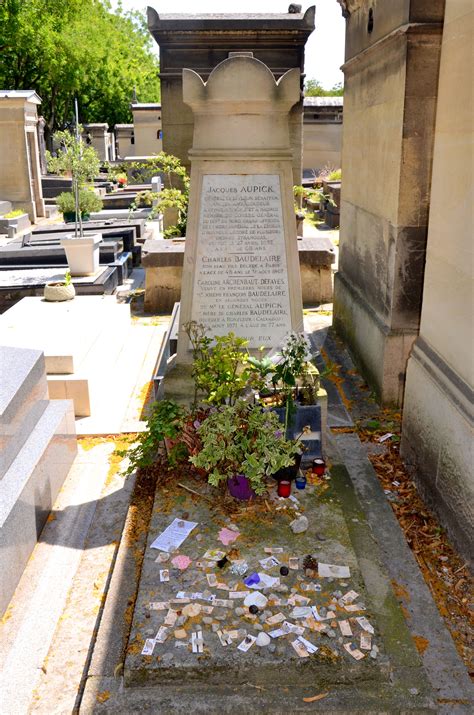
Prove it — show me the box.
[60,233,102,276]
[44,282,76,302]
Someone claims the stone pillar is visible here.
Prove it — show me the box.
[176,56,303,362]
[401,0,474,564]
[0,90,46,222]
[82,123,109,161]
[333,0,445,404]
[147,6,315,185]
[37,116,47,174]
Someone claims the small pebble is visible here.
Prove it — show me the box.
[237,628,246,637]
[234,607,245,617]
[268,644,277,653]
[315,533,326,541]
[211,623,220,632]
[145,628,154,636]
[279,566,289,576]
[409,688,419,696]
[176,615,187,626]
[254,623,263,631]
[162,652,174,663]
[256,632,271,647]
[203,616,213,625]
[214,614,226,621]
[195,534,203,541]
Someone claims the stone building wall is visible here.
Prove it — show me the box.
[401,0,473,563]
[333,0,445,404]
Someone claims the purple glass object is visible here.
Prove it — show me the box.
[244,572,260,587]
[227,474,256,501]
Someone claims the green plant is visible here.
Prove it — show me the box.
[327,168,342,181]
[64,269,72,286]
[271,333,313,432]
[185,322,255,406]
[117,400,186,476]
[3,209,26,218]
[56,188,103,215]
[127,153,189,235]
[46,127,100,185]
[189,402,301,495]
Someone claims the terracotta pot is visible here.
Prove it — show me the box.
[44,282,75,302]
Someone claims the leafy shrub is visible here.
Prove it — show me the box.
[57,189,103,214]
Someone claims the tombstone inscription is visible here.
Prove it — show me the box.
[193,174,291,345]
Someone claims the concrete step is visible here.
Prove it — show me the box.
[0,398,77,616]
[0,346,49,478]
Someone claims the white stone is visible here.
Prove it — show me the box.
[290,515,309,534]
[243,591,268,609]
[255,632,271,647]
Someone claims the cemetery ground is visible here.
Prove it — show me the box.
[1,283,472,714]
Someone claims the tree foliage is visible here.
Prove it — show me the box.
[304,79,344,97]
[0,0,160,140]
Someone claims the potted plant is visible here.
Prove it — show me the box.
[189,401,301,499]
[44,269,75,302]
[47,122,103,275]
[56,188,103,223]
[116,173,128,189]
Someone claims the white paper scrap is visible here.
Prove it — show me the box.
[360,633,372,650]
[297,635,318,654]
[379,432,394,442]
[291,639,310,657]
[159,569,169,582]
[344,643,365,660]
[291,606,313,619]
[141,638,156,656]
[318,563,351,579]
[164,609,178,627]
[150,518,198,552]
[341,590,359,604]
[264,547,284,554]
[282,621,305,635]
[154,626,169,643]
[355,617,374,634]
[216,630,232,646]
[191,631,204,654]
[148,601,168,610]
[237,635,257,652]
[206,573,217,587]
[268,628,288,639]
[248,573,280,589]
[338,619,353,637]
[266,612,286,625]
[202,549,226,561]
[259,556,280,569]
[229,591,250,599]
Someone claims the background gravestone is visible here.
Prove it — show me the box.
[176,56,303,362]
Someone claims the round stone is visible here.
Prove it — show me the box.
[254,623,263,631]
[182,603,201,618]
[280,566,289,576]
[234,607,245,617]
[256,632,271,647]
[249,604,259,615]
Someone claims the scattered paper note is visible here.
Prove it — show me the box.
[360,633,372,650]
[283,621,305,635]
[164,609,177,627]
[154,626,169,643]
[318,563,351,578]
[216,630,232,646]
[266,612,286,625]
[264,547,284,554]
[237,635,256,652]
[218,527,240,546]
[203,549,226,561]
[171,554,192,570]
[248,573,280,589]
[344,643,365,660]
[297,635,318,654]
[379,432,394,442]
[291,639,310,657]
[338,619,353,637]
[141,638,156,656]
[288,557,299,570]
[341,590,359,604]
[191,631,204,653]
[148,601,168,610]
[355,616,374,634]
[159,569,169,582]
[150,518,198,552]
[206,573,217,587]
[259,556,280,569]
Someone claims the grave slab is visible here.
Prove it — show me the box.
[124,468,433,705]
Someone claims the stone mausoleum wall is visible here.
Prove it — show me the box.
[333,0,445,405]
[401,0,474,564]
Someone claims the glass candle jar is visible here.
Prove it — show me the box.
[312,458,326,476]
[277,480,291,498]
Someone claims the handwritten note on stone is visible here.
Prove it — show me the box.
[192,174,291,347]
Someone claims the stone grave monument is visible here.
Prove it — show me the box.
[175,55,304,364]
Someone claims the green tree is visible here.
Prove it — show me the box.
[0,0,160,142]
[305,79,344,97]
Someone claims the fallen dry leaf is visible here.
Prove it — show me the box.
[303,692,329,703]
[96,690,111,703]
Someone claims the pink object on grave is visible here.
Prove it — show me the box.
[171,554,192,570]
[218,527,240,545]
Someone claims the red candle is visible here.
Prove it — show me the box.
[312,458,326,476]
[277,480,291,498]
